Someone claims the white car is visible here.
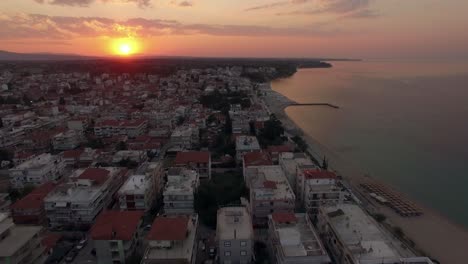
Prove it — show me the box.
[76,239,87,250]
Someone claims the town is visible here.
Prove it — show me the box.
[0,59,436,264]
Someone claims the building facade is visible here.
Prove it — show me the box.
[163,168,199,215]
[174,151,211,179]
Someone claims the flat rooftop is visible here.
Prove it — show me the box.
[217,207,253,241]
[236,136,261,151]
[119,175,148,194]
[324,203,400,261]
[247,166,295,201]
[0,224,42,257]
[270,213,329,261]
[12,153,56,170]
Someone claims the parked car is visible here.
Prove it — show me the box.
[76,238,87,250]
[208,247,216,258]
[65,251,78,263]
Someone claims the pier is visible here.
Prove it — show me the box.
[289,103,340,109]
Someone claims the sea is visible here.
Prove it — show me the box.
[271,60,468,228]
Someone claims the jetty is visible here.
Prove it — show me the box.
[289,103,340,109]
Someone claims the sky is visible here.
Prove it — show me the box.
[1,0,468,59]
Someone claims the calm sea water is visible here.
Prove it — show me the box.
[271,60,468,228]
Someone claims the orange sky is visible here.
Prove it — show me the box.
[1,0,468,59]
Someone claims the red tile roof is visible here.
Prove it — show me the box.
[63,149,84,159]
[263,180,277,189]
[272,212,297,224]
[11,181,58,210]
[147,216,189,241]
[174,151,210,164]
[267,145,292,154]
[78,168,110,185]
[243,151,273,167]
[90,210,144,241]
[303,169,337,180]
[41,233,62,251]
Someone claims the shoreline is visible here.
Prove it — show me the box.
[261,81,468,264]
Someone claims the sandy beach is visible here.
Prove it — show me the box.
[261,82,468,264]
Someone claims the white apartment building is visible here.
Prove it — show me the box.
[143,215,198,264]
[118,174,155,211]
[317,204,435,264]
[245,166,295,226]
[170,126,199,149]
[52,129,82,150]
[9,153,66,189]
[235,136,261,162]
[0,213,47,264]
[296,169,343,215]
[94,119,147,138]
[44,167,125,229]
[278,152,317,192]
[112,150,147,164]
[217,207,254,264]
[268,213,331,264]
[163,168,199,215]
[0,127,24,148]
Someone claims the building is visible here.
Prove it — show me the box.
[112,150,147,164]
[118,175,156,211]
[268,213,330,264]
[235,136,261,162]
[163,168,199,215]
[90,210,144,264]
[245,166,295,226]
[52,129,82,151]
[278,152,316,194]
[142,215,198,264]
[9,153,65,189]
[242,151,273,180]
[67,118,88,133]
[0,213,47,264]
[10,181,58,225]
[174,151,211,179]
[170,126,199,149]
[217,207,254,264]
[44,167,126,229]
[94,119,147,138]
[297,169,343,215]
[317,204,435,264]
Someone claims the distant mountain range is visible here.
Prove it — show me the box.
[0,50,98,61]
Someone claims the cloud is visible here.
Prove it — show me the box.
[170,0,193,7]
[0,13,340,40]
[275,0,378,18]
[245,0,309,12]
[33,0,152,8]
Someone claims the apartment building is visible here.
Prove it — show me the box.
[52,129,82,151]
[44,167,126,229]
[0,213,47,264]
[174,151,211,179]
[10,181,58,225]
[170,126,199,150]
[163,168,199,215]
[142,215,198,264]
[217,207,254,264]
[317,204,435,264]
[297,169,343,215]
[118,175,156,211]
[94,119,147,138]
[90,210,144,264]
[268,213,331,264]
[9,153,65,189]
[235,136,261,162]
[278,152,317,194]
[245,166,295,226]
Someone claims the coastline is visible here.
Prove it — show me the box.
[261,81,468,264]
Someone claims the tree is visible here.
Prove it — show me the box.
[373,213,386,223]
[59,97,65,105]
[292,135,308,152]
[322,156,329,170]
[258,114,285,146]
[393,226,405,238]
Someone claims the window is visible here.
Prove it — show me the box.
[224,241,231,247]
[240,250,247,256]
[240,241,247,247]
[225,251,231,256]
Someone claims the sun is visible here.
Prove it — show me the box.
[111,38,140,56]
[119,43,132,55]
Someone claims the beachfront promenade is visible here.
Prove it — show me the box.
[260,83,468,264]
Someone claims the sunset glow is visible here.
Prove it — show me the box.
[112,38,140,56]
